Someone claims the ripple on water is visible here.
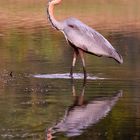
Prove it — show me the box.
[33,73,107,80]
[0,128,39,139]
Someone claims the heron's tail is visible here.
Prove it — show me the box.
[112,51,123,64]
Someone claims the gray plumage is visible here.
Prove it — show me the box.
[62,17,123,63]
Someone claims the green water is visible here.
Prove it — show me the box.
[0,0,140,140]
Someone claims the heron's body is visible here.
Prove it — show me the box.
[47,0,123,78]
[62,17,122,60]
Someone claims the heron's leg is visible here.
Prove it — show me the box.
[78,49,87,79]
[70,49,78,77]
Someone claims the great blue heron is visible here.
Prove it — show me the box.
[47,0,123,78]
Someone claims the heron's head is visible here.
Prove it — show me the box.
[48,0,62,5]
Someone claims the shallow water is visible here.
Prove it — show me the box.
[0,0,140,140]
[33,73,107,80]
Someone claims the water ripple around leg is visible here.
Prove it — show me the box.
[33,73,107,80]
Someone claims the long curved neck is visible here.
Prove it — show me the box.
[47,1,62,30]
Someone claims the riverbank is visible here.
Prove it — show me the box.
[0,0,140,33]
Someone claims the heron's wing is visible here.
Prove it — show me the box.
[63,18,116,57]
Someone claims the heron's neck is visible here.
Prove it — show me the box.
[47,2,62,30]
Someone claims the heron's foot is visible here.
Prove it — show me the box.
[69,72,74,78]
[83,69,87,78]
[70,66,74,78]
[83,73,87,81]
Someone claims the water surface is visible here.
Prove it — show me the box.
[0,0,140,140]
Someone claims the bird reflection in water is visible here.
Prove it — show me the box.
[46,80,123,140]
